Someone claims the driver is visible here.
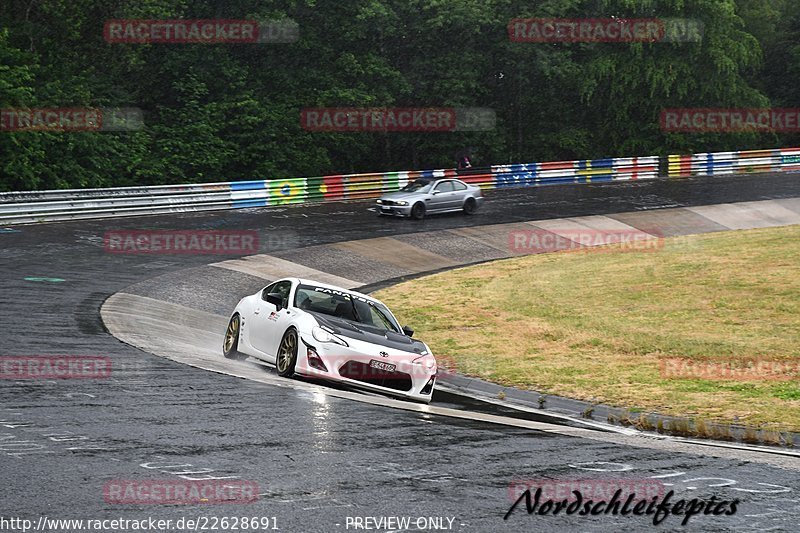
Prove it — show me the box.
[297,294,313,310]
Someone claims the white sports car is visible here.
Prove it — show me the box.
[223,278,437,403]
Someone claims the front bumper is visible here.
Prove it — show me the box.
[295,336,436,402]
[376,203,413,217]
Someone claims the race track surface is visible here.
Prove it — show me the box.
[2,173,800,532]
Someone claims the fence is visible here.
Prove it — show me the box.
[667,147,800,177]
[1,148,796,225]
[0,156,658,225]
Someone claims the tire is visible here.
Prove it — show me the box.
[223,314,243,360]
[276,328,299,377]
[463,197,478,215]
[411,202,426,220]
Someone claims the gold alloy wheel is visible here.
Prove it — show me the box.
[224,315,239,354]
[277,330,297,374]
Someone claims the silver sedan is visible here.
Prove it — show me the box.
[375,178,485,219]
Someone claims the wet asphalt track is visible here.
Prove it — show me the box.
[2,173,800,532]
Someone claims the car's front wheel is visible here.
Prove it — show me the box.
[463,197,478,215]
[276,328,298,377]
[223,314,243,360]
[411,202,426,220]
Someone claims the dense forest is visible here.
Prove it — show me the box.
[0,0,798,191]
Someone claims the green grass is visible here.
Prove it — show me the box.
[375,226,800,432]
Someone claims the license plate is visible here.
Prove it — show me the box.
[369,359,396,372]
[381,206,392,211]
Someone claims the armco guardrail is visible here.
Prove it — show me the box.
[3,146,796,225]
[0,156,658,225]
[668,147,800,177]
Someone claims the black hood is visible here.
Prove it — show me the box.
[310,313,427,354]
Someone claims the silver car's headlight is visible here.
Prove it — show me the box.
[312,326,348,346]
[396,201,409,206]
[376,199,383,204]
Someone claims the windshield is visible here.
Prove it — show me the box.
[294,285,401,333]
[401,179,433,193]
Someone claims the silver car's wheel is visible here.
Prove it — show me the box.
[276,328,298,377]
[411,202,426,220]
[463,197,478,215]
[223,314,242,360]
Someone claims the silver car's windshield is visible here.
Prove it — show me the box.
[401,179,433,193]
[294,285,401,333]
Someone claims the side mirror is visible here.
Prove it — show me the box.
[432,190,441,195]
[402,325,414,337]
[266,292,284,310]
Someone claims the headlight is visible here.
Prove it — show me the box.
[396,201,409,206]
[312,326,348,346]
[413,354,436,370]
[376,199,383,205]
